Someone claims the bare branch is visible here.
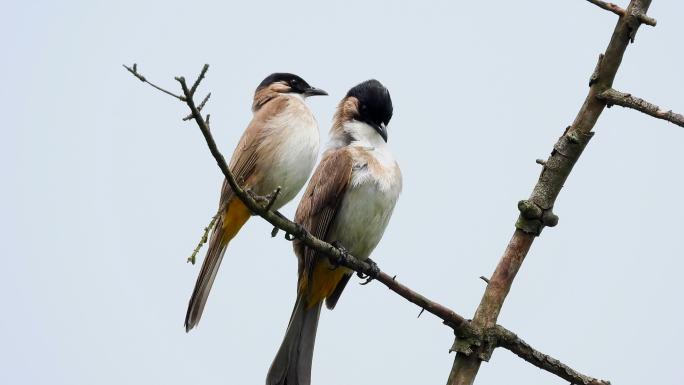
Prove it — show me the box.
[122,63,185,101]
[447,1,653,384]
[183,92,211,121]
[586,0,624,17]
[598,88,684,128]
[585,0,657,26]
[495,326,611,385]
[190,64,209,96]
[378,272,468,329]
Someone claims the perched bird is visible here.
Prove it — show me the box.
[185,73,327,332]
[267,79,402,385]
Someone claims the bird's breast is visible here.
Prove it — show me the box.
[327,147,402,260]
[256,102,320,208]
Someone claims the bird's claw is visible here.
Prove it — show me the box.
[359,258,380,285]
[329,241,349,271]
[263,186,281,211]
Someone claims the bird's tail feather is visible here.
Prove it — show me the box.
[185,199,250,332]
[267,294,322,385]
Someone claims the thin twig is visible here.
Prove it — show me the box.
[190,64,209,96]
[598,88,684,128]
[123,64,185,101]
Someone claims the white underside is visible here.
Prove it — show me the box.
[327,120,402,259]
[254,95,320,209]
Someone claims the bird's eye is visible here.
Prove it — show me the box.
[360,104,367,110]
[291,79,297,84]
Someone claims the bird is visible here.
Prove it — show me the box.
[184,73,327,332]
[266,79,402,385]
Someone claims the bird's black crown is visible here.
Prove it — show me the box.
[346,79,393,130]
[257,72,312,94]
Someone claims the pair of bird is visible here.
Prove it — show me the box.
[185,73,402,385]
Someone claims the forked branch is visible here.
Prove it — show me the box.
[586,0,657,26]
[447,1,654,384]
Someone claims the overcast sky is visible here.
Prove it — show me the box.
[2,1,683,384]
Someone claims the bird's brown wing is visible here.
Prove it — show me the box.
[185,97,288,331]
[217,97,289,208]
[293,148,354,309]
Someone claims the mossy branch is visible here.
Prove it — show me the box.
[187,205,223,265]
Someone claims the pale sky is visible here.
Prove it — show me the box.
[2,1,683,384]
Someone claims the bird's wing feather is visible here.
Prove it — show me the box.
[184,96,289,331]
[217,97,290,207]
[293,149,354,303]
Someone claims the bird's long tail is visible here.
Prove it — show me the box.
[266,293,322,385]
[185,198,250,332]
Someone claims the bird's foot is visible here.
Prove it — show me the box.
[263,186,281,211]
[359,258,380,285]
[329,241,350,271]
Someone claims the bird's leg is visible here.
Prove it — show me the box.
[245,187,259,201]
[359,258,380,285]
[250,190,269,205]
[263,186,281,211]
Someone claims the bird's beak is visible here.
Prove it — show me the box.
[372,122,388,142]
[302,87,328,97]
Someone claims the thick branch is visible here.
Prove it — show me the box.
[447,1,652,384]
[598,88,684,128]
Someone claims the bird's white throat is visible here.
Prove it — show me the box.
[327,119,387,150]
